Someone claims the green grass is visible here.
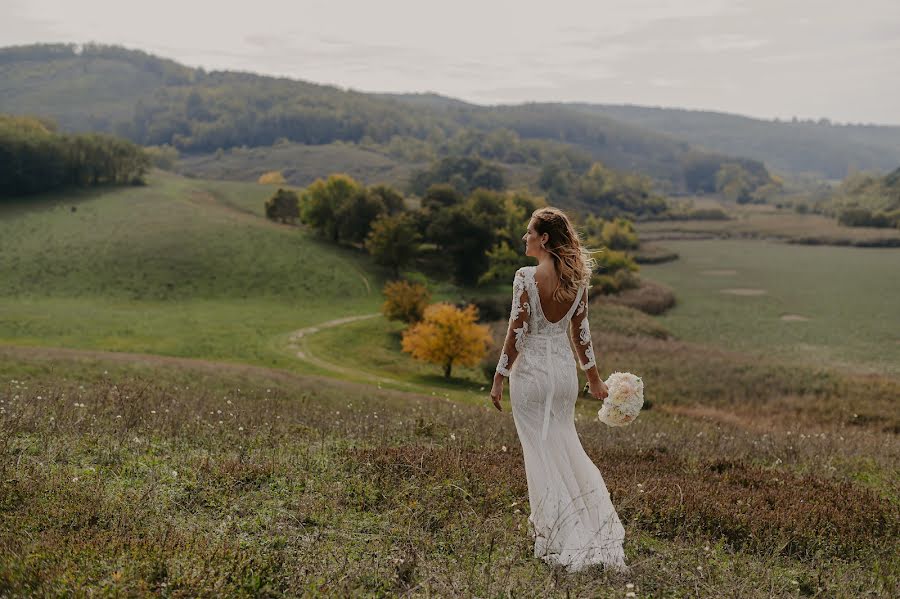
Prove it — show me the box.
[0,171,386,369]
[636,200,900,245]
[640,239,900,376]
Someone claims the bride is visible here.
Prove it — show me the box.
[489,207,629,573]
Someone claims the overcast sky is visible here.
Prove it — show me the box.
[3,0,899,125]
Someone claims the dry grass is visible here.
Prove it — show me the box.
[600,279,677,315]
[0,351,897,596]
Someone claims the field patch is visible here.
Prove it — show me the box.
[640,239,900,376]
[719,288,767,296]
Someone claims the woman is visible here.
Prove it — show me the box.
[489,207,629,573]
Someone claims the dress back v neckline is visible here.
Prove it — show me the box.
[530,266,583,325]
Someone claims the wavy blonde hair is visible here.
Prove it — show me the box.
[531,207,597,303]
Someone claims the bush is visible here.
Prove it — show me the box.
[602,278,677,315]
[258,170,287,185]
[838,207,893,228]
[264,188,300,224]
[382,280,431,324]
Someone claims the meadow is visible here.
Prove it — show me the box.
[0,171,384,372]
[638,239,900,377]
[1,175,898,596]
[635,199,900,246]
[1,338,897,596]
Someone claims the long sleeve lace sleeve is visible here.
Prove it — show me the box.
[495,268,531,377]
[569,285,596,371]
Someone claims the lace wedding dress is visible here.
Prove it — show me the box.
[495,266,628,573]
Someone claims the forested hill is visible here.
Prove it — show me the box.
[0,43,764,192]
[566,104,900,180]
[5,42,896,188]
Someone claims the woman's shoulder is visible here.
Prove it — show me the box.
[513,265,536,280]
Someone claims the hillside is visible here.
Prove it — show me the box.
[570,104,900,179]
[0,171,385,365]
[1,43,771,193]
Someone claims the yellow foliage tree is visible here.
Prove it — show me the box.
[401,303,491,379]
[258,170,287,185]
[382,280,430,323]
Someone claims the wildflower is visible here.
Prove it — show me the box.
[238,426,244,431]
[450,433,456,440]
[626,583,634,589]
[626,593,636,598]
[501,445,507,452]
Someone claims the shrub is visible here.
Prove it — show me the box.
[258,170,286,185]
[264,188,300,224]
[382,280,431,324]
[602,278,676,315]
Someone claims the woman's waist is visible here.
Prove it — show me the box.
[520,334,573,354]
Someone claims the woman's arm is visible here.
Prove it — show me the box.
[569,286,608,399]
[490,269,530,410]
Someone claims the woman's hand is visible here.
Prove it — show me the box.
[489,374,504,411]
[586,370,608,401]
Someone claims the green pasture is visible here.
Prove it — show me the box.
[0,172,385,369]
[640,239,900,376]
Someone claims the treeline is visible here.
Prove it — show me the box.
[266,174,541,285]
[411,156,671,220]
[267,163,645,290]
[0,114,150,197]
[830,167,900,229]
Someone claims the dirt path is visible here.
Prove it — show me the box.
[286,313,389,382]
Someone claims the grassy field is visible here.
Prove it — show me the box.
[0,346,896,596]
[637,198,900,246]
[1,176,899,595]
[0,171,385,370]
[639,239,900,376]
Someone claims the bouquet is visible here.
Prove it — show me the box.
[597,371,644,427]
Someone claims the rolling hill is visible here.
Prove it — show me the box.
[568,104,900,179]
[0,43,774,193]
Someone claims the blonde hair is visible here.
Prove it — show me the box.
[531,207,597,303]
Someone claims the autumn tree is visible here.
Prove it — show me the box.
[401,303,491,378]
[382,279,430,323]
[258,170,286,185]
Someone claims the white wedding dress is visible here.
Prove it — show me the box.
[495,266,629,573]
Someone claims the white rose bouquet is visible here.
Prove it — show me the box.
[598,371,644,427]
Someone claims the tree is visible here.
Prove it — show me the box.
[258,170,286,184]
[300,174,363,242]
[264,188,300,223]
[401,303,491,378]
[715,163,753,203]
[422,183,462,212]
[335,189,386,243]
[365,213,421,277]
[367,184,405,215]
[426,203,496,285]
[381,280,430,323]
[477,241,523,285]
